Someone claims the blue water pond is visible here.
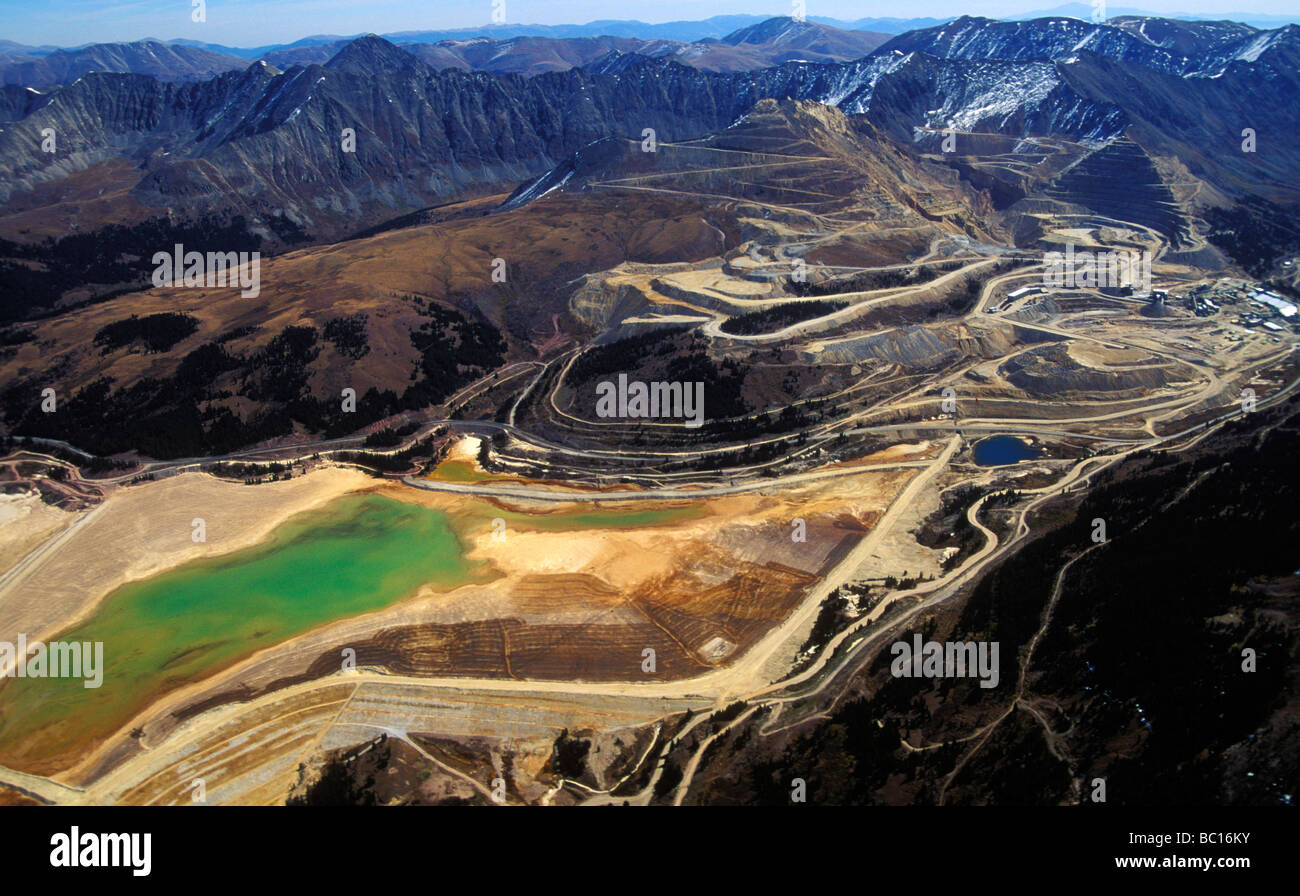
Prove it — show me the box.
[972,435,1043,466]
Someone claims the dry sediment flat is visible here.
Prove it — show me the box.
[0,489,73,580]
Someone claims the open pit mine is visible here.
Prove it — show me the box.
[0,12,1296,810]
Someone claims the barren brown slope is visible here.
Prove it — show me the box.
[0,188,744,456]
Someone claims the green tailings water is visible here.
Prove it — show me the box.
[0,493,486,767]
[428,459,491,483]
[485,505,704,531]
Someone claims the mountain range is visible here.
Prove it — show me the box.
[5,7,1300,85]
[0,19,890,86]
[1,15,1294,246]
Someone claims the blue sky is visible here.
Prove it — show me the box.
[1,0,1295,47]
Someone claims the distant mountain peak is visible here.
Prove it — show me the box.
[324,34,419,73]
[722,17,822,46]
